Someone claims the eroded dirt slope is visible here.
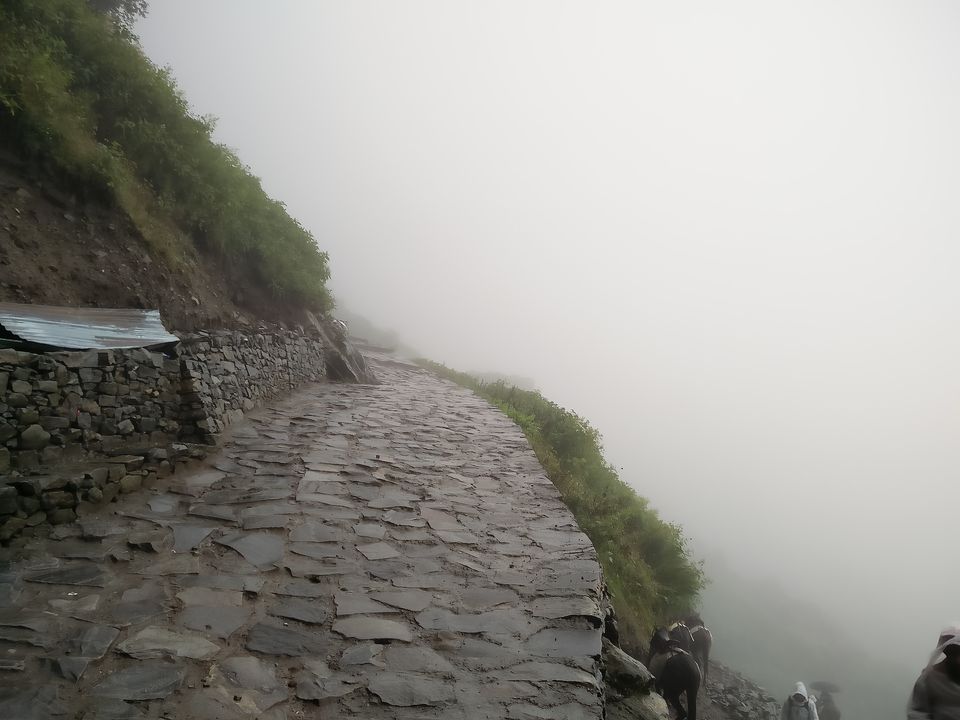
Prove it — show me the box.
[0,157,310,332]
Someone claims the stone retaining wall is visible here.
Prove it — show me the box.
[0,347,184,475]
[0,329,328,540]
[178,331,326,442]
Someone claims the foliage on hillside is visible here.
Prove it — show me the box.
[419,360,704,644]
[0,0,331,310]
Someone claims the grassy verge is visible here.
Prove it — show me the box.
[418,360,704,646]
[0,0,331,309]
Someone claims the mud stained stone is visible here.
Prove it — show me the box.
[297,492,354,508]
[289,520,341,543]
[289,541,344,560]
[116,626,220,660]
[267,597,331,625]
[353,522,387,540]
[496,662,599,686]
[282,556,356,579]
[382,510,427,528]
[332,616,413,642]
[415,608,542,637]
[242,514,289,530]
[177,574,265,593]
[215,532,284,569]
[212,655,288,712]
[53,542,109,562]
[218,655,284,694]
[180,605,251,639]
[187,503,237,522]
[370,589,434,612]
[91,661,184,700]
[0,685,67,720]
[367,672,455,707]
[23,563,107,587]
[340,643,385,667]
[420,508,464,531]
[109,599,166,627]
[295,660,362,701]
[356,541,400,560]
[201,488,291,505]
[525,628,602,658]
[382,646,455,673]
[506,702,598,719]
[459,587,520,610]
[528,596,602,622]
[274,579,336,598]
[84,698,147,719]
[176,586,243,607]
[334,592,398,616]
[171,524,216,553]
[76,623,120,658]
[245,622,329,656]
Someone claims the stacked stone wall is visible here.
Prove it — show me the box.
[0,329,327,539]
[0,347,183,476]
[178,331,326,441]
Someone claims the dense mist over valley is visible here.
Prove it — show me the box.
[138,3,960,717]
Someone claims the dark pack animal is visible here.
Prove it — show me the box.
[683,615,713,685]
[648,628,702,720]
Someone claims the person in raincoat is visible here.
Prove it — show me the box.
[781,682,819,720]
[908,624,960,719]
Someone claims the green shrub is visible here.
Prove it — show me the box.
[0,0,331,310]
[419,360,704,645]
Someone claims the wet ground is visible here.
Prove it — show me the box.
[0,358,605,719]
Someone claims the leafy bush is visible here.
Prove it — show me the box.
[419,360,704,645]
[0,0,332,310]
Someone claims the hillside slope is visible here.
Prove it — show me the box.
[0,155,272,331]
[0,0,331,327]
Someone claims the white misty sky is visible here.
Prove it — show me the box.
[138,0,960,695]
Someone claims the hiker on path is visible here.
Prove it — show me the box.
[908,624,960,719]
[781,682,819,720]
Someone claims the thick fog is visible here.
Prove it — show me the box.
[138,2,959,715]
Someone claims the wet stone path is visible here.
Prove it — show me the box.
[0,359,604,719]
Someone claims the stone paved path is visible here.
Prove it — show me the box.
[0,359,605,719]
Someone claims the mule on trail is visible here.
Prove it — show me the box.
[683,614,713,685]
[648,628,701,720]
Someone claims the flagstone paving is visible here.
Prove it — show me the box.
[0,359,604,719]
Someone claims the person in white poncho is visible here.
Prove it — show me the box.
[908,624,960,720]
[781,682,819,720]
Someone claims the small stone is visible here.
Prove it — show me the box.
[47,508,77,525]
[19,424,50,450]
[42,490,76,509]
[332,616,413,642]
[117,419,134,435]
[367,672,455,706]
[10,379,31,394]
[0,486,17,514]
[7,393,27,408]
[91,661,184,700]
[0,517,28,541]
[116,626,220,660]
[119,474,142,494]
[245,622,329,656]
